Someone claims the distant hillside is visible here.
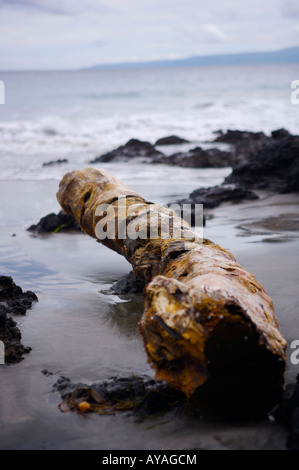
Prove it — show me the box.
[88,46,299,70]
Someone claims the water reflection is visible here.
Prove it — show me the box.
[237,213,299,243]
[102,295,144,338]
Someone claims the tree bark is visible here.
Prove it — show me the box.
[57,168,287,417]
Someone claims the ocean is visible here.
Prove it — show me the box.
[0,63,298,184]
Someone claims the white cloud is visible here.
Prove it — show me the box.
[176,24,227,46]
[201,24,227,43]
[0,0,297,70]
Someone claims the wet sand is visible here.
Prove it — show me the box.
[0,174,298,450]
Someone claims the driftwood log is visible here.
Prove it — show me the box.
[57,168,287,417]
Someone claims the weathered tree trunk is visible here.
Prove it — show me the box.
[57,168,287,417]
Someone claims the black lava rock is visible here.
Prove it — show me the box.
[42,159,68,167]
[0,277,38,364]
[155,135,190,146]
[111,272,146,295]
[28,211,81,235]
[152,147,235,168]
[271,128,291,140]
[90,139,164,163]
[0,276,38,316]
[225,133,299,193]
[175,185,259,210]
[213,129,271,164]
[213,129,268,145]
[0,306,32,364]
[54,374,186,419]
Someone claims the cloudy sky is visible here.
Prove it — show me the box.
[0,0,298,70]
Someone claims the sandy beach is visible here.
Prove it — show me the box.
[0,168,298,449]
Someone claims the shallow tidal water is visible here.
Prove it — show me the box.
[0,168,299,450]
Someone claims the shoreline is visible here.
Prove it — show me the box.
[0,176,298,449]
[0,123,298,451]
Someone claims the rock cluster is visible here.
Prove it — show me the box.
[0,276,38,364]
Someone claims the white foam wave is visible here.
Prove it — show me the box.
[0,82,298,183]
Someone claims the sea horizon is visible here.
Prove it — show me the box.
[0,44,298,73]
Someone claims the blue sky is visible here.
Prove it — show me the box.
[0,0,298,70]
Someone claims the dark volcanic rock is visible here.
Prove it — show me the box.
[0,306,32,364]
[0,305,31,364]
[213,129,271,164]
[90,139,164,164]
[54,375,186,419]
[111,271,146,295]
[214,129,268,145]
[0,276,38,316]
[153,147,235,168]
[0,277,38,364]
[28,210,81,235]
[175,185,259,210]
[42,159,68,167]
[271,128,291,140]
[225,133,299,193]
[155,135,190,146]
[274,375,299,450]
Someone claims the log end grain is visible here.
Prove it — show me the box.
[141,274,286,417]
